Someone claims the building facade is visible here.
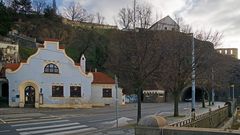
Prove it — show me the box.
[149,16,180,31]
[216,48,238,59]
[5,40,122,108]
[143,90,165,103]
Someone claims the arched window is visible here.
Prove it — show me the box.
[44,63,59,74]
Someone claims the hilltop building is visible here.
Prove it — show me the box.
[0,42,19,63]
[4,39,123,108]
[149,16,180,31]
[216,48,238,59]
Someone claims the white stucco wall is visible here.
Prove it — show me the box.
[91,84,122,106]
[6,41,93,107]
[150,16,179,31]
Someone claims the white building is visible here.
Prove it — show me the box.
[5,39,123,108]
[149,16,180,31]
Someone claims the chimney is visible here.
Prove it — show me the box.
[80,54,86,73]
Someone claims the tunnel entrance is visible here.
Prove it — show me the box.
[181,87,208,102]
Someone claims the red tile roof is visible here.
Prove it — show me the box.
[59,46,65,49]
[5,63,21,71]
[38,44,44,48]
[21,60,27,63]
[75,63,80,66]
[92,72,115,84]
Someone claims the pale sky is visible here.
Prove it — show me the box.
[57,0,240,58]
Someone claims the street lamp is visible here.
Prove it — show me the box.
[190,33,196,112]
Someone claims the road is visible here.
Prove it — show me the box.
[0,102,225,135]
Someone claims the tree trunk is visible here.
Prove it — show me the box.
[202,89,205,108]
[174,94,179,117]
[137,88,142,123]
[208,91,211,106]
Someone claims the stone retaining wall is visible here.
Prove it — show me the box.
[135,126,240,135]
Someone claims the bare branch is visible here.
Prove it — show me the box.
[63,1,88,22]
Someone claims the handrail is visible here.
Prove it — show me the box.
[169,105,228,127]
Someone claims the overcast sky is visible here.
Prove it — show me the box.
[57,0,240,58]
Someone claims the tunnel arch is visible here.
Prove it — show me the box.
[180,86,208,102]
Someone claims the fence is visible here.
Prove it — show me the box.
[169,105,229,128]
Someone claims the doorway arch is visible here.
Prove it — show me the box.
[19,81,40,108]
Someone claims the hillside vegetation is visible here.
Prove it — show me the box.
[0,1,238,100]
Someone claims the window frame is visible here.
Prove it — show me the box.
[70,86,81,97]
[102,88,112,98]
[52,85,64,97]
[44,63,59,74]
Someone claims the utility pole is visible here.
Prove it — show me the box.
[231,84,235,102]
[191,33,196,112]
[211,68,215,105]
[133,0,136,30]
[115,75,119,128]
[52,0,57,14]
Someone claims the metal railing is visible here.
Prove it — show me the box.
[169,105,229,128]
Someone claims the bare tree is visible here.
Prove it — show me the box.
[117,2,152,29]
[195,29,223,47]
[136,3,152,29]
[118,7,133,29]
[174,14,192,33]
[173,14,223,47]
[107,30,165,122]
[96,12,105,24]
[87,14,95,23]
[32,0,46,14]
[63,1,88,22]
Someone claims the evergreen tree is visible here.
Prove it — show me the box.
[0,2,12,35]
[19,0,31,14]
[11,0,19,12]
[10,0,31,14]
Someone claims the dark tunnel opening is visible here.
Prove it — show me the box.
[182,87,208,102]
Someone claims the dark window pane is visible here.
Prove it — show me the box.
[52,86,63,97]
[103,88,112,97]
[70,86,81,97]
[44,63,59,74]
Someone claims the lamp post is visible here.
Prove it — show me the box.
[231,84,235,102]
[211,68,215,105]
[191,33,196,112]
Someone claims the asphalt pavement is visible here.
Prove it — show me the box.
[0,102,225,135]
